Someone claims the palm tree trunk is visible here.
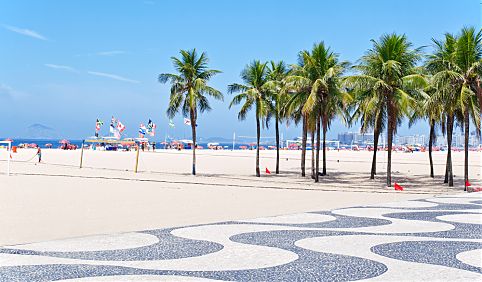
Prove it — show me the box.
[477,78,482,111]
[256,115,261,177]
[311,130,315,179]
[371,126,380,179]
[371,115,382,179]
[275,114,280,174]
[444,155,448,183]
[445,115,454,186]
[386,100,393,187]
[429,120,435,178]
[322,121,327,176]
[444,115,449,183]
[190,110,197,175]
[464,110,469,191]
[301,115,307,177]
[315,116,321,183]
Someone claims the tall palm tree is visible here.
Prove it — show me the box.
[264,61,290,174]
[283,51,319,180]
[285,42,349,182]
[408,76,442,178]
[159,49,223,175]
[229,60,270,177]
[348,88,386,179]
[426,33,459,186]
[431,27,482,189]
[345,34,425,187]
[456,27,481,190]
[284,80,310,177]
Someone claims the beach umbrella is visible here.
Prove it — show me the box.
[59,139,70,144]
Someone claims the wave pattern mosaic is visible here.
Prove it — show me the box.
[0,193,481,281]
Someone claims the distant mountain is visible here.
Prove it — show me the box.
[199,136,276,144]
[200,136,233,143]
[23,124,60,139]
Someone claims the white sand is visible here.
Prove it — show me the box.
[0,148,480,246]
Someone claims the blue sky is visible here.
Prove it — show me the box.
[0,0,480,140]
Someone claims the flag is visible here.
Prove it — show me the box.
[149,123,156,136]
[110,116,116,133]
[140,124,146,133]
[139,123,146,137]
[146,119,153,132]
[95,119,103,131]
[117,121,126,133]
[146,119,156,136]
[394,182,404,191]
[169,119,175,128]
[114,130,121,139]
[466,180,471,187]
[184,118,191,126]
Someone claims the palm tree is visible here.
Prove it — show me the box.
[283,52,319,180]
[429,28,482,189]
[426,33,458,186]
[285,42,349,182]
[348,88,386,179]
[455,27,481,190]
[159,49,223,175]
[431,27,482,189]
[409,76,442,178]
[345,34,425,187]
[229,60,270,177]
[265,61,290,174]
[284,79,310,177]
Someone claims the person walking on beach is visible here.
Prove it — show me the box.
[37,146,42,163]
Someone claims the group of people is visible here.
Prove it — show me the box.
[139,142,156,151]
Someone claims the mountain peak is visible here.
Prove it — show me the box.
[28,124,54,130]
[24,124,59,139]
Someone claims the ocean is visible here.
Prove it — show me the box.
[4,139,281,150]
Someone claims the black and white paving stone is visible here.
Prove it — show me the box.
[0,193,481,281]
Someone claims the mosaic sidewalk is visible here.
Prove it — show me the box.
[0,193,481,281]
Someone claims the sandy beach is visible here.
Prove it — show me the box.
[0,148,479,246]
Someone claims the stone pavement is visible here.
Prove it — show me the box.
[0,193,480,281]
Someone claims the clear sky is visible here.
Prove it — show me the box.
[0,0,480,140]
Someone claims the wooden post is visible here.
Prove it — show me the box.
[7,141,11,176]
[79,140,85,168]
[134,144,140,173]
